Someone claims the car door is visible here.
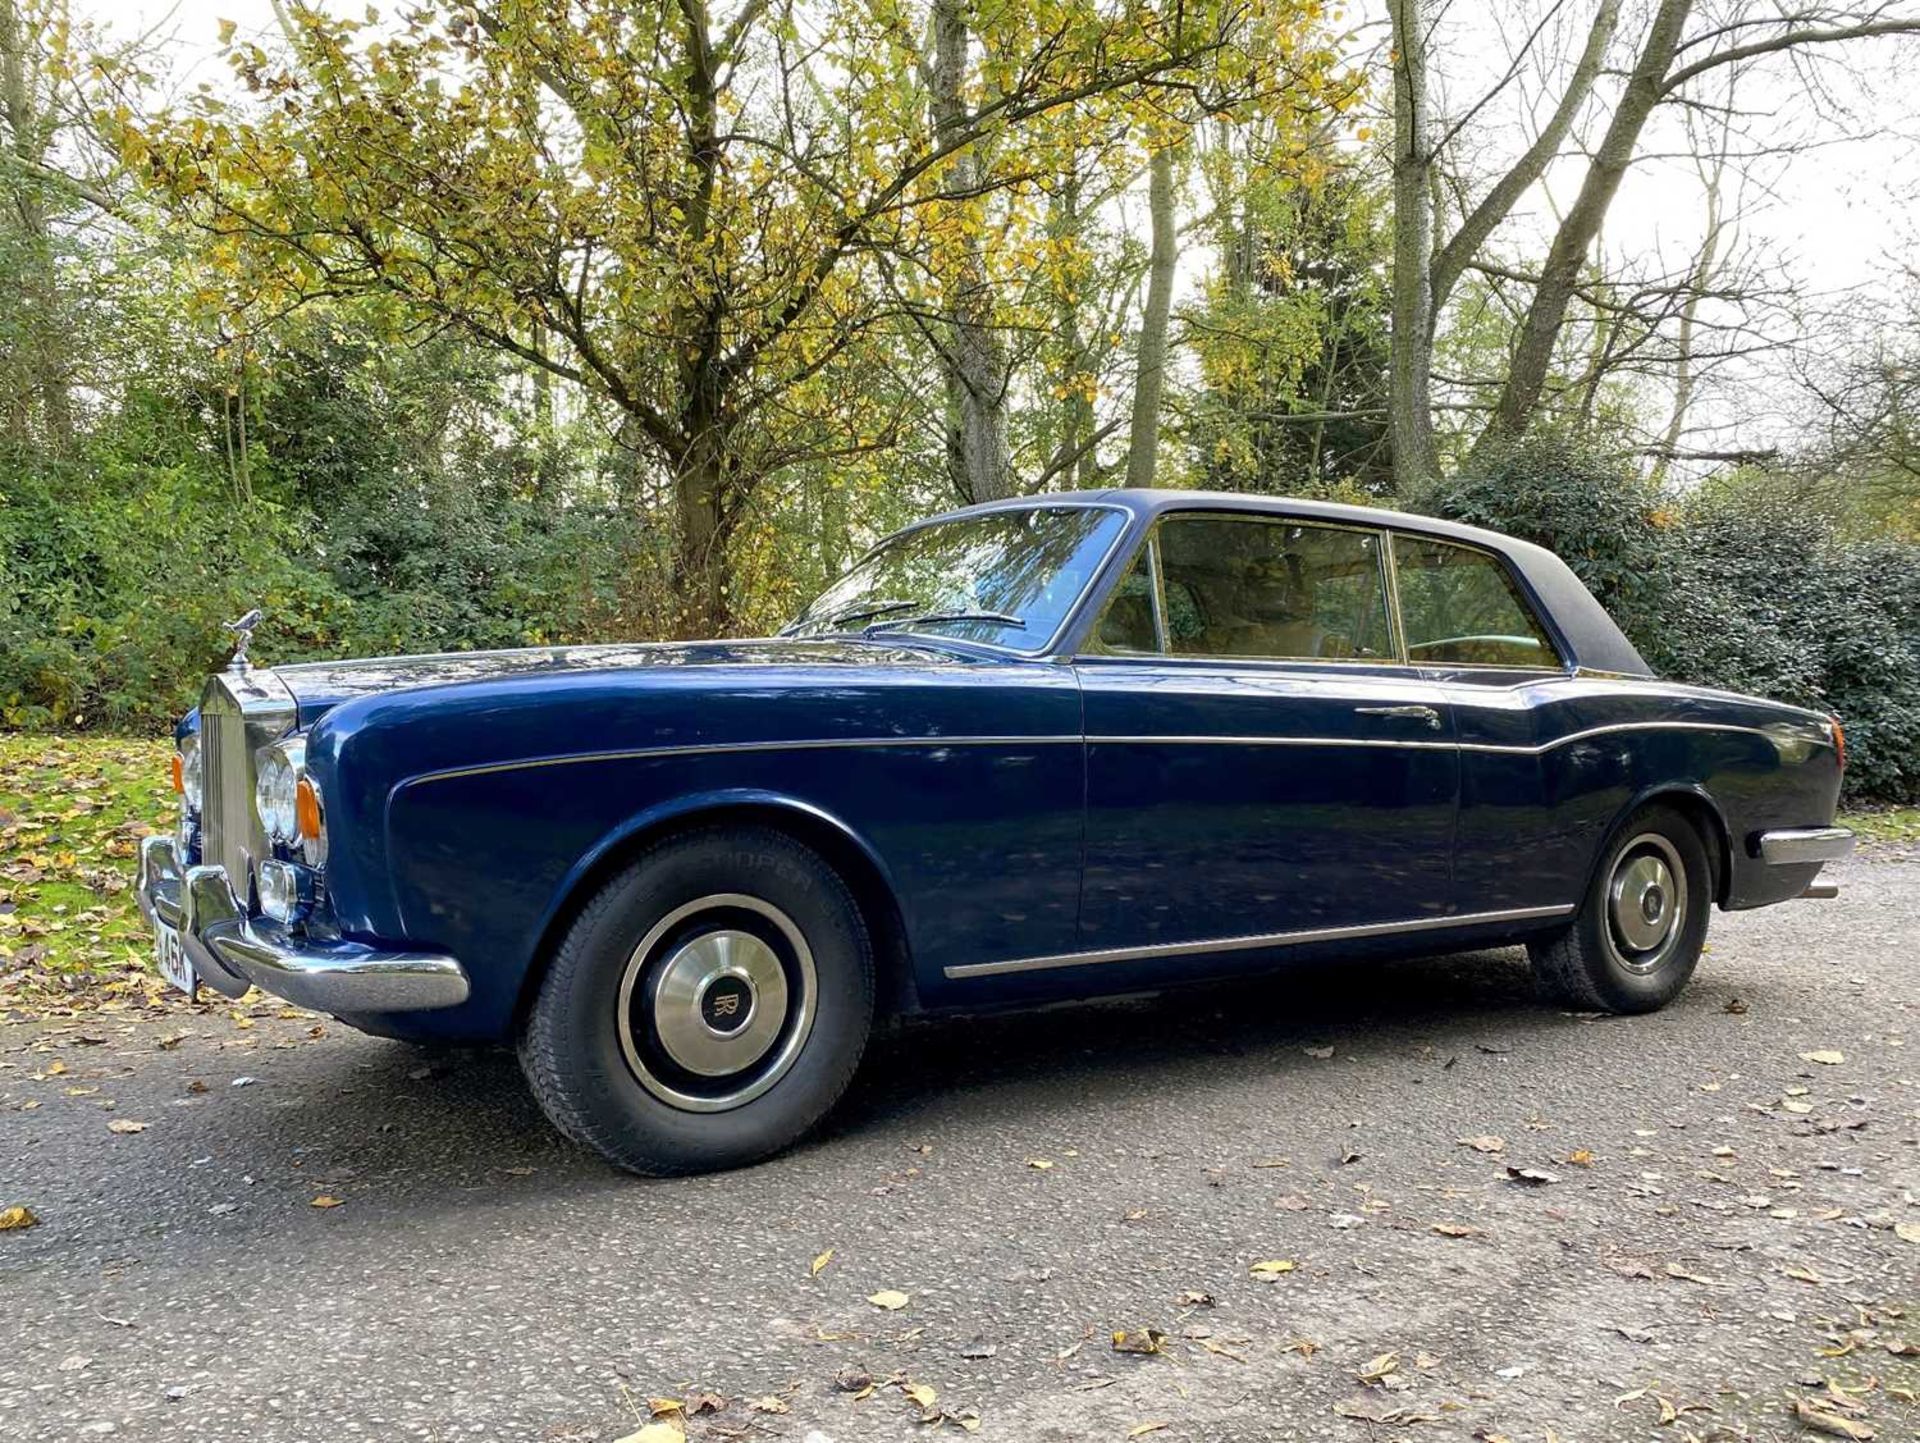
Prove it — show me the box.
[1389,531,1590,913]
[1074,511,1459,961]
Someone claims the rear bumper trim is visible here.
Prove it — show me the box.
[136,835,469,1013]
[1756,826,1855,867]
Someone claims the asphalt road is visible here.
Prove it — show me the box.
[3,852,1915,1443]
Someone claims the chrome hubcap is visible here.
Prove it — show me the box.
[1606,834,1687,972]
[651,928,787,1077]
[616,894,817,1113]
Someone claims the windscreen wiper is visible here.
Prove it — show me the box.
[779,598,919,636]
[863,609,1027,636]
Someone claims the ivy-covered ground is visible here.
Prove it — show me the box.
[2,732,1914,1017]
[0,734,182,1019]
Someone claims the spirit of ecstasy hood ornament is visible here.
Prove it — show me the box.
[222,608,264,671]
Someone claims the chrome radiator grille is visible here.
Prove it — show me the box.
[196,667,297,904]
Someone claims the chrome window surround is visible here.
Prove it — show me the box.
[1389,531,1570,672]
[1075,507,1579,676]
[1087,512,1405,667]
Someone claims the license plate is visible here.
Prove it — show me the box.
[154,921,196,998]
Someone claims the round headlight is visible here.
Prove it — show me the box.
[254,740,306,843]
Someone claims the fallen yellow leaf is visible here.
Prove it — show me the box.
[106,1119,146,1134]
[867,1289,910,1310]
[902,1381,937,1409]
[1249,1258,1297,1278]
[1357,1352,1399,1383]
[0,1205,38,1231]
[1894,1222,1920,1244]
[1799,1050,1845,1065]
[1127,1423,1170,1438]
[810,1248,833,1276]
[310,1195,344,1209]
[1664,1262,1717,1285]
[1793,1399,1873,1439]
[1026,1158,1054,1170]
[613,1422,685,1443]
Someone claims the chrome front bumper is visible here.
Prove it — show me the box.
[136,835,469,1013]
[1757,826,1855,867]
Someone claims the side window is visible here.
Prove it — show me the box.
[1153,516,1394,661]
[1095,548,1160,653]
[1392,535,1561,668]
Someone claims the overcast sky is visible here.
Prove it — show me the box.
[100,0,1920,464]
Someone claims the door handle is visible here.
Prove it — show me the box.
[1356,704,1442,730]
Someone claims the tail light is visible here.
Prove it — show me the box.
[1830,715,1846,772]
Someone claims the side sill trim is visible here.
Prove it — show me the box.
[943,903,1577,979]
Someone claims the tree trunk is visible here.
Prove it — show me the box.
[1125,140,1180,488]
[1047,174,1098,489]
[929,0,1012,504]
[671,429,734,638]
[1,0,71,454]
[1386,0,1437,491]
[1473,0,1695,459]
[1428,0,1622,313]
[529,322,561,507]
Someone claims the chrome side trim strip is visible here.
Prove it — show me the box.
[407,735,1083,787]
[1757,826,1854,866]
[406,718,1825,788]
[1089,719,1830,757]
[1090,733,1456,752]
[943,903,1577,979]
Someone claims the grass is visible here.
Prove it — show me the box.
[1839,806,1920,844]
[0,733,177,1016]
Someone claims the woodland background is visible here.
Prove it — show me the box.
[1,0,1917,801]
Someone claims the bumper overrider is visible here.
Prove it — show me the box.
[1757,826,1854,900]
[136,835,469,1014]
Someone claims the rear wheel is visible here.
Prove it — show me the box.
[519,826,874,1175]
[1528,805,1711,1014]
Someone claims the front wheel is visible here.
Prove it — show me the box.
[519,826,874,1175]
[1528,805,1712,1014]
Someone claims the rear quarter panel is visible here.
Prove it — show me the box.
[1441,671,1842,914]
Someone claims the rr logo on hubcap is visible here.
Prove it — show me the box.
[700,976,753,1034]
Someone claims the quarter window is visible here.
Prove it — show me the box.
[1391,535,1561,668]
[1099,515,1395,662]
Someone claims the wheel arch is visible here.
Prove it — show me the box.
[1610,781,1733,908]
[511,790,917,1031]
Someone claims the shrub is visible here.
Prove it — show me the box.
[1658,486,1920,804]
[1415,431,1920,803]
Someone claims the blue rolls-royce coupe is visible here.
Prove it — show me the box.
[137,489,1852,1173]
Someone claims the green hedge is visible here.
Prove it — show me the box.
[1415,433,1920,803]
